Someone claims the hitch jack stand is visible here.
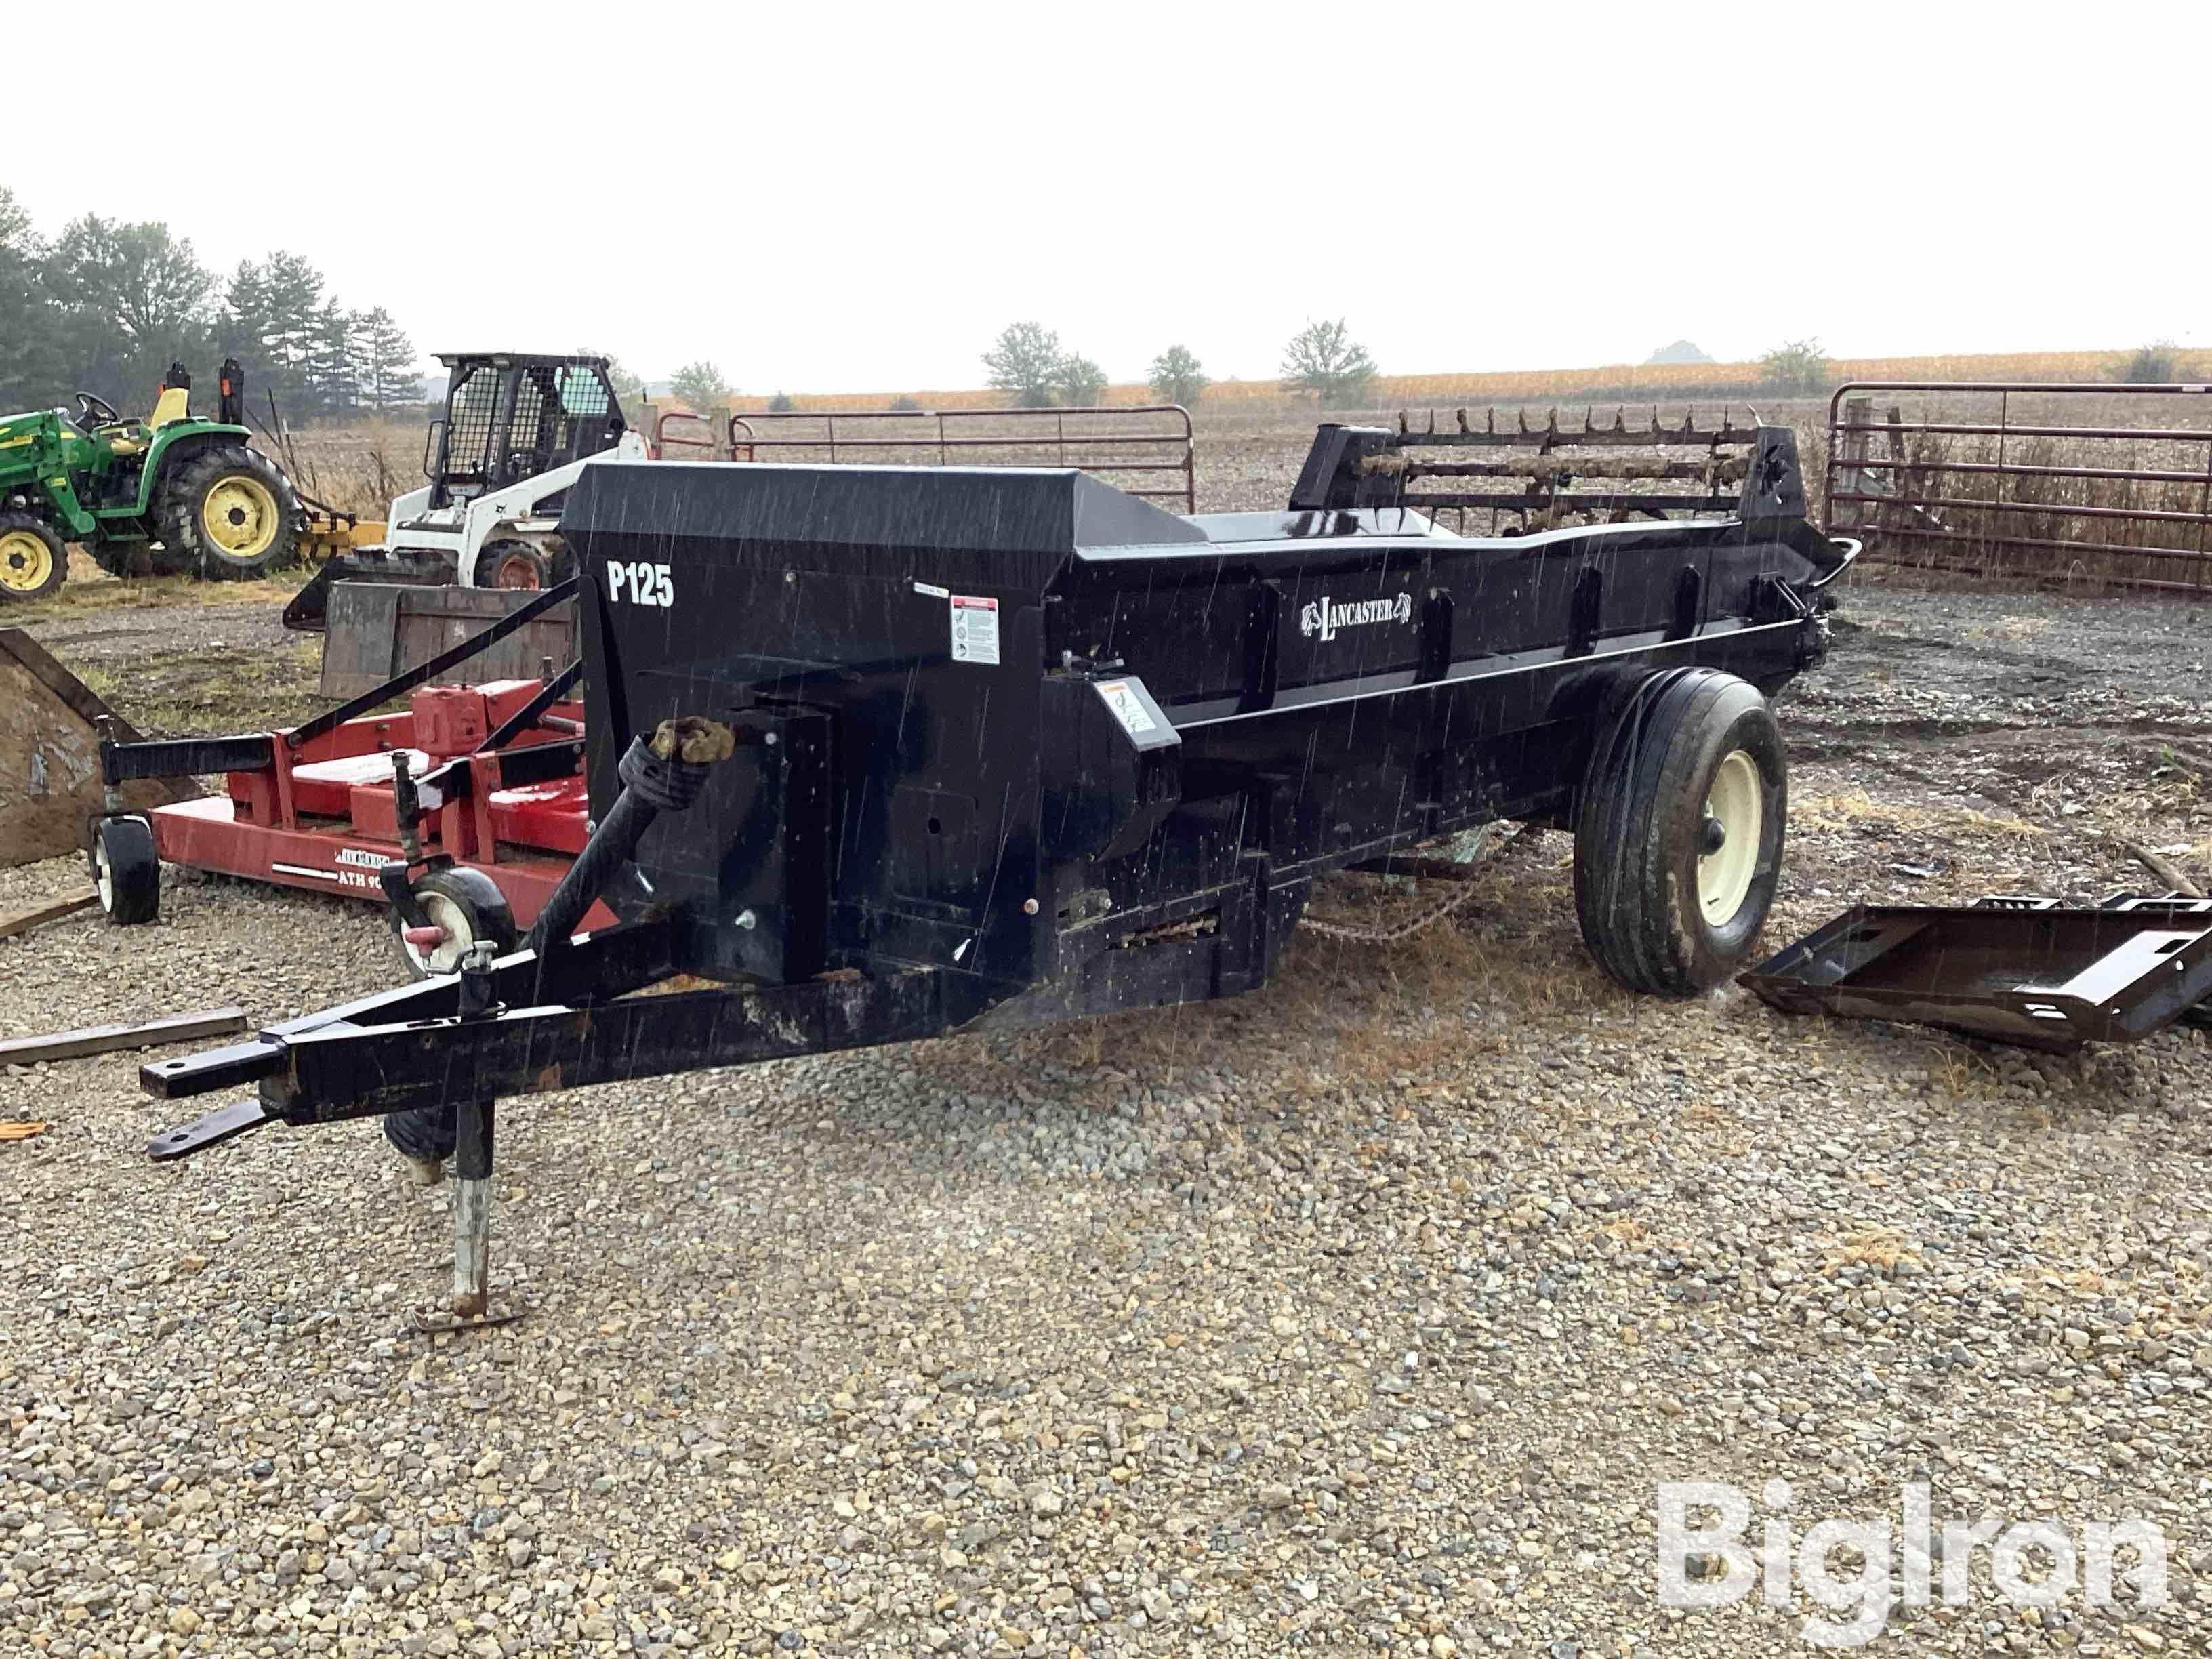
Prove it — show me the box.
[408,720,736,1321]
[451,943,501,1319]
[452,1096,495,1317]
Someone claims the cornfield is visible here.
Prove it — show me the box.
[723,350,2203,417]
[1826,388,2212,592]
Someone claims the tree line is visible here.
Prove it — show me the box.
[0,187,419,424]
[659,321,1385,418]
[983,319,1378,409]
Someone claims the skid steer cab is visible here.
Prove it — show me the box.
[0,361,302,602]
[283,352,641,629]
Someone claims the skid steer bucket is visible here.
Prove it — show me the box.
[319,583,578,699]
[0,629,193,867]
[1740,893,2212,1052]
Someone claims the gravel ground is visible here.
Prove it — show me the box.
[1,479,2208,1658]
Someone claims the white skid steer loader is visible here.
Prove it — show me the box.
[285,352,645,630]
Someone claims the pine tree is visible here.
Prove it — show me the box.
[307,302,357,419]
[0,193,426,428]
[355,308,419,413]
[222,251,331,418]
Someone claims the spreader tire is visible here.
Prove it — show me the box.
[89,816,161,926]
[158,445,301,580]
[1573,667,1786,996]
[0,515,66,601]
[390,867,518,979]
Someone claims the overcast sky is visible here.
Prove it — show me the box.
[14,2,2204,391]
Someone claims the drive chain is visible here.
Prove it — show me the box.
[1296,824,1544,945]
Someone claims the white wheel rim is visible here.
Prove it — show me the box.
[1697,750,1763,926]
[95,840,113,912]
[407,893,473,975]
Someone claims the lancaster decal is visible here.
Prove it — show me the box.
[1300,591,1413,642]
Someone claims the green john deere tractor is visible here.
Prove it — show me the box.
[0,364,300,602]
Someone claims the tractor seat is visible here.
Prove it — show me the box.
[102,388,193,456]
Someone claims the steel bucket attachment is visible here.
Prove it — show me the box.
[0,628,192,868]
[1740,893,2212,1052]
[317,582,578,699]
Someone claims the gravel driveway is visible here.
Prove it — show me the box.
[1,562,2207,1657]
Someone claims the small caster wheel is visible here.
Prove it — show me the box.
[390,867,518,979]
[89,815,160,925]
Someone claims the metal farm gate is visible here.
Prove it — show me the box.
[651,411,756,462]
[1825,382,2212,593]
[650,403,1195,511]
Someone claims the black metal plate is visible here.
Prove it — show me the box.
[147,1097,272,1162]
[1742,898,2212,1052]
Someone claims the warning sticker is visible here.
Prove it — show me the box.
[1095,679,1156,736]
[950,594,1000,664]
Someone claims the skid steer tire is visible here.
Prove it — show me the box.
[0,515,66,601]
[158,446,302,581]
[390,867,518,980]
[1572,667,1786,997]
[474,537,566,592]
[89,816,161,925]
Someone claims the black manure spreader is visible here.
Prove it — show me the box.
[146,417,1855,1318]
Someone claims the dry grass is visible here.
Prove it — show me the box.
[900,838,1610,1109]
[260,419,419,516]
[75,636,323,737]
[1793,790,2047,842]
[1837,409,2212,588]
[3,552,309,625]
[1925,1040,2003,1102]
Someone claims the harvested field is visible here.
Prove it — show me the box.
[0,411,2207,1659]
[721,350,2212,417]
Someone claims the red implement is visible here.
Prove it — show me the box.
[144,678,611,936]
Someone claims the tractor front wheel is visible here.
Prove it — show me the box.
[0,515,66,601]
[159,446,302,581]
